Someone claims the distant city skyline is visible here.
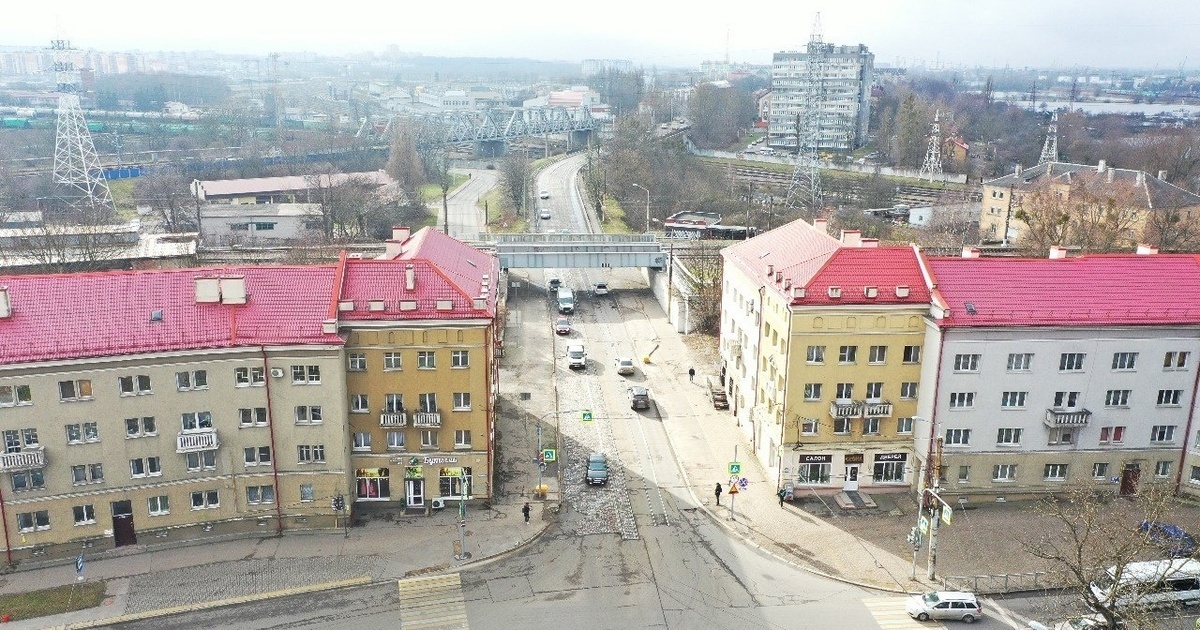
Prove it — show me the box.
[6,0,1198,71]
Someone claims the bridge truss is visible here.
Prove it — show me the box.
[394,107,597,148]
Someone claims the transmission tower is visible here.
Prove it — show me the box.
[1038,111,1059,164]
[782,14,828,217]
[918,109,943,183]
[50,38,114,218]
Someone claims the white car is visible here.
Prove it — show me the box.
[539,190,550,199]
[593,282,609,296]
[539,209,551,220]
[614,357,636,376]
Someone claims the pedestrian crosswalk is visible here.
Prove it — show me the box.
[861,597,945,629]
[397,573,470,629]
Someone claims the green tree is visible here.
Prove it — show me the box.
[894,93,929,169]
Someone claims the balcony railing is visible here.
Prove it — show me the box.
[0,449,45,471]
[176,430,220,453]
[863,401,893,418]
[412,412,442,428]
[1044,408,1092,427]
[829,401,864,419]
[380,412,408,428]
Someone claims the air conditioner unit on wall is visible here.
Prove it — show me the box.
[270,368,285,378]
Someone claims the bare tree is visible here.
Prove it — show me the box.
[678,241,724,335]
[498,153,531,214]
[134,168,196,233]
[1014,178,1145,254]
[1142,207,1200,252]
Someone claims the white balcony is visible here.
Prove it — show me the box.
[863,401,893,418]
[176,430,220,453]
[1044,408,1092,427]
[830,401,863,419]
[0,449,45,471]
[412,412,442,428]
[380,412,408,428]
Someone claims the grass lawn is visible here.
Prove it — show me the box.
[0,580,107,621]
[479,188,527,233]
[108,180,137,219]
[599,198,634,234]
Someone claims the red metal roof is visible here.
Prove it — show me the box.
[798,247,930,305]
[722,218,841,300]
[0,266,343,365]
[925,254,1200,327]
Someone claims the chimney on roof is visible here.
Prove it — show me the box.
[1158,170,1168,181]
[377,226,413,260]
[1107,167,1114,184]
[392,226,411,242]
[813,218,829,234]
[1049,245,1068,260]
[961,246,981,258]
[1097,159,1106,173]
[840,230,861,247]
[1136,243,1159,255]
[404,264,416,291]
[0,286,10,318]
[860,238,879,248]
[194,277,220,303]
[218,277,247,305]
[1014,163,1022,176]
[1136,170,1146,186]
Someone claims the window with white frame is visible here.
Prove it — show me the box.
[1164,351,1191,370]
[130,457,161,477]
[1157,389,1183,406]
[352,432,372,452]
[17,510,50,532]
[806,346,825,364]
[1044,463,1068,481]
[243,446,271,466]
[949,392,975,409]
[125,416,156,438]
[1053,391,1081,409]
[3,427,38,452]
[292,365,321,384]
[863,418,881,435]
[833,418,852,434]
[64,422,99,444]
[797,463,831,484]
[384,352,402,370]
[1104,390,1131,407]
[246,485,275,505]
[1155,461,1172,478]
[996,428,1022,445]
[835,383,853,400]
[451,350,469,368]
[953,354,980,372]
[181,411,213,432]
[148,495,169,516]
[350,394,369,413]
[295,405,322,424]
[1049,428,1075,445]
[417,351,436,369]
[1111,352,1138,371]
[240,407,268,426]
[118,375,153,396]
[348,353,367,371]
[71,463,104,484]
[176,370,208,391]
[419,393,438,413]
[896,417,914,434]
[1191,466,1200,484]
[58,379,93,401]
[1001,391,1027,408]
[1093,462,1109,479]
[297,444,326,463]
[190,490,219,509]
[384,394,404,413]
[803,383,822,401]
[993,464,1017,481]
[801,418,819,435]
[455,430,472,448]
[387,431,406,450]
[453,392,471,410]
[900,382,918,400]
[865,382,883,401]
[903,345,922,364]
[72,504,96,526]
[234,367,265,387]
[1006,353,1033,372]
[1059,353,1086,371]
[185,450,216,471]
[0,384,32,407]
[11,469,44,492]
[945,428,971,446]
[299,484,314,502]
[1099,426,1126,444]
[868,345,887,364]
[838,345,857,364]
[421,429,439,449]
[1151,425,1177,443]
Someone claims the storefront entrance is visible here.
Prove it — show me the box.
[406,478,425,507]
[844,465,860,491]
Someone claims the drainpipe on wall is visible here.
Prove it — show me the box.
[1173,353,1200,495]
[752,285,767,454]
[0,485,11,565]
[260,346,284,534]
[922,327,947,499]
[486,321,496,499]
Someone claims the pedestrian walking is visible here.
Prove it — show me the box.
[714,482,723,506]
[522,502,531,524]
[688,367,696,382]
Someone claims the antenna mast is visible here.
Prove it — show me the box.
[783,13,828,216]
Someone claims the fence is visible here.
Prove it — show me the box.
[941,570,1072,594]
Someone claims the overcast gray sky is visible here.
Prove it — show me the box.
[8,0,1198,70]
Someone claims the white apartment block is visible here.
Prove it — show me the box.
[768,43,873,152]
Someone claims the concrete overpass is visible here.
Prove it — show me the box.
[491,233,665,270]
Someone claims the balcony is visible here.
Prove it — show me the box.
[380,412,408,428]
[1044,408,1092,427]
[863,401,893,418]
[0,449,45,471]
[829,401,864,419]
[412,412,442,428]
[176,430,220,453]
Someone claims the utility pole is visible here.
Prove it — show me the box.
[927,436,943,580]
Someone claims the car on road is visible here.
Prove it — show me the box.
[614,357,636,376]
[592,281,609,296]
[905,591,982,623]
[566,344,587,369]
[1139,520,1198,557]
[554,317,571,335]
[548,276,561,291]
[629,386,651,410]
[539,208,551,220]
[539,190,550,199]
[585,453,608,485]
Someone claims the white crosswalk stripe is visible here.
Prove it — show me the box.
[861,597,946,629]
[396,573,470,630]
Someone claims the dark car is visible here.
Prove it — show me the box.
[1140,521,1198,557]
[554,317,571,335]
[629,386,651,410]
[585,452,608,485]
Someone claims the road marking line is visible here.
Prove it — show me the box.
[862,597,945,629]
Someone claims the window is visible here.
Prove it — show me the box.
[834,383,853,400]
[58,379,93,401]
[1001,391,1027,408]
[240,407,268,427]
[1157,389,1183,406]
[1151,425,1177,443]
[1093,463,1109,479]
[292,365,321,384]
[176,370,208,391]
[864,382,883,401]
[1059,353,1086,371]
[1164,351,1191,370]
[439,468,472,498]
[1006,353,1033,372]
[453,392,472,411]
[993,464,1017,481]
[455,430,472,448]
[902,345,922,364]
[945,428,971,446]
[130,458,145,477]
[1104,390,1131,407]
[1099,426,1126,444]
[806,346,825,364]
[244,446,272,466]
[798,463,831,484]
[384,352,402,370]
[420,430,439,449]
[838,345,857,364]
[0,384,32,407]
[300,484,314,502]
[234,367,264,387]
[1111,352,1138,371]
[148,495,170,516]
[1044,464,1068,481]
[246,485,275,505]
[81,422,99,442]
[900,382,918,400]
[948,392,975,409]
[953,354,980,372]
[298,444,326,463]
[3,428,38,452]
[801,418,819,435]
[118,374,153,396]
[873,461,904,482]
[863,418,881,435]
[451,350,469,368]
[958,466,970,482]
[1049,428,1075,445]
[803,383,822,401]
[896,417,914,434]
[1155,461,1172,478]
[185,450,217,471]
[868,345,887,364]
[181,411,213,432]
[17,510,50,532]
[350,395,369,414]
[11,469,44,492]
[419,393,438,414]
[833,418,852,434]
[190,490,219,509]
[347,353,367,371]
[71,463,104,484]
[352,432,372,452]
[387,431,406,450]
[125,416,156,438]
[295,405,323,424]
[1053,391,1080,409]
[417,352,436,369]
[996,428,1023,445]
[1192,467,1200,485]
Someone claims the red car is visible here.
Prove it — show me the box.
[554,318,571,335]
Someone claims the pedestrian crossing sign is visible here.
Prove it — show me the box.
[581,410,593,422]
[728,462,741,475]
[543,449,557,462]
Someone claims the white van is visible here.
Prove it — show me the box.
[556,287,575,314]
[1089,559,1200,610]
[566,344,586,369]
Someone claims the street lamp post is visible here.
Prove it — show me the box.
[632,183,650,234]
